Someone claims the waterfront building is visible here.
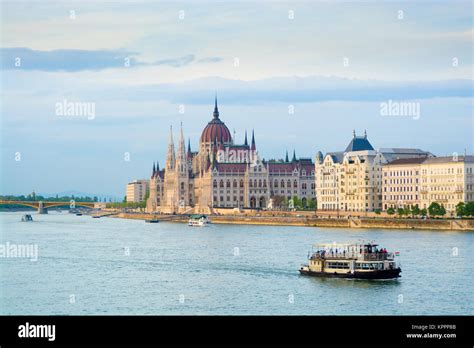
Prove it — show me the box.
[126,179,149,202]
[419,156,474,213]
[315,131,430,213]
[382,158,425,210]
[147,97,315,214]
[382,156,474,214]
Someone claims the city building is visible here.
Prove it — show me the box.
[382,158,425,210]
[146,97,315,214]
[419,156,474,213]
[126,179,149,202]
[383,156,474,214]
[315,131,431,213]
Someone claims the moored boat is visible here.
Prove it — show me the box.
[145,218,159,223]
[21,214,33,222]
[299,241,401,279]
[188,214,209,227]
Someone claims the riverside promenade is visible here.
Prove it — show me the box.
[108,211,474,231]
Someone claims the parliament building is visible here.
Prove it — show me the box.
[146,98,315,214]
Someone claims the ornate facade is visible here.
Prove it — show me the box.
[146,98,315,214]
[315,131,431,213]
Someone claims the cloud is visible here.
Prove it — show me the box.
[198,57,224,64]
[94,76,474,104]
[153,54,195,67]
[0,48,222,72]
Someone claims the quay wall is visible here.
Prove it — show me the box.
[111,212,474,231]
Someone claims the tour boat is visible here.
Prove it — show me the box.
[21,214,33,222]
[299,242,401,279]
[188,214,209,227]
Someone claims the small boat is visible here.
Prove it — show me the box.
[145,218,159,223]
[21,214,33,222]
[92,215,101,219]
[75,213,83,216]
[299,241,401,279]
[188,214,209,227]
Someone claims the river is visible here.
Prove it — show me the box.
[0,211,472,315]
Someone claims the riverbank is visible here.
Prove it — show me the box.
[110,213,474,231]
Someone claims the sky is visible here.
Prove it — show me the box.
[1,0,473,198]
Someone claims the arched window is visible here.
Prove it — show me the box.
[240,179,244,188]
[274,180,278,188]
[219,180,224,188]
[181,182,184,190]
[281,180,285,188]
[263,180,267,188]
[249,180,253,188]
[294,180,298,188]
[287,180,291,188]
[254,179,257,187]
[213,180,217,188]
[258,180,262,188]
[226,180,231,188]
[233,180,237,188]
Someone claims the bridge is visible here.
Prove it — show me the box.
[0,200,96,214]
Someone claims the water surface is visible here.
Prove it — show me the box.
[1,212,472,315]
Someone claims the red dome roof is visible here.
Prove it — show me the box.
[200,97,232,144]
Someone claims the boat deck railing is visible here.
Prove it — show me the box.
[310,252,394,261]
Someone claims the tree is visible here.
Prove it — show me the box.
[308,198,316,210]
[123,195,127,203]
[455,202,465,217]
[428,202,446,217]
[292,196,302,210]
[374,209,381,215]
[397,208,405,217]
[271,195,285,210]
[411,204,420,217]
[387,207,395,215]
[420,208,427,217]
[464,202,474,216]
[439,204,446,217]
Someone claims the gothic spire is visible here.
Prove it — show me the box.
[213,93,219,119]
[244,130,248,146]
[176,122,187,173]
[251,129,256,151]
[292,149,296,162]
[166,125,175,170]
[285,150,289,162]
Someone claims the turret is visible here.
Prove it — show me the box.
[175,123,187,174]
[251,129,256,151]
[166,126,176,170]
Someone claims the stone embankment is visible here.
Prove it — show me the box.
[111,212,474,231]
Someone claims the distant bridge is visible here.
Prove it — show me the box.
[0,200,96,214]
